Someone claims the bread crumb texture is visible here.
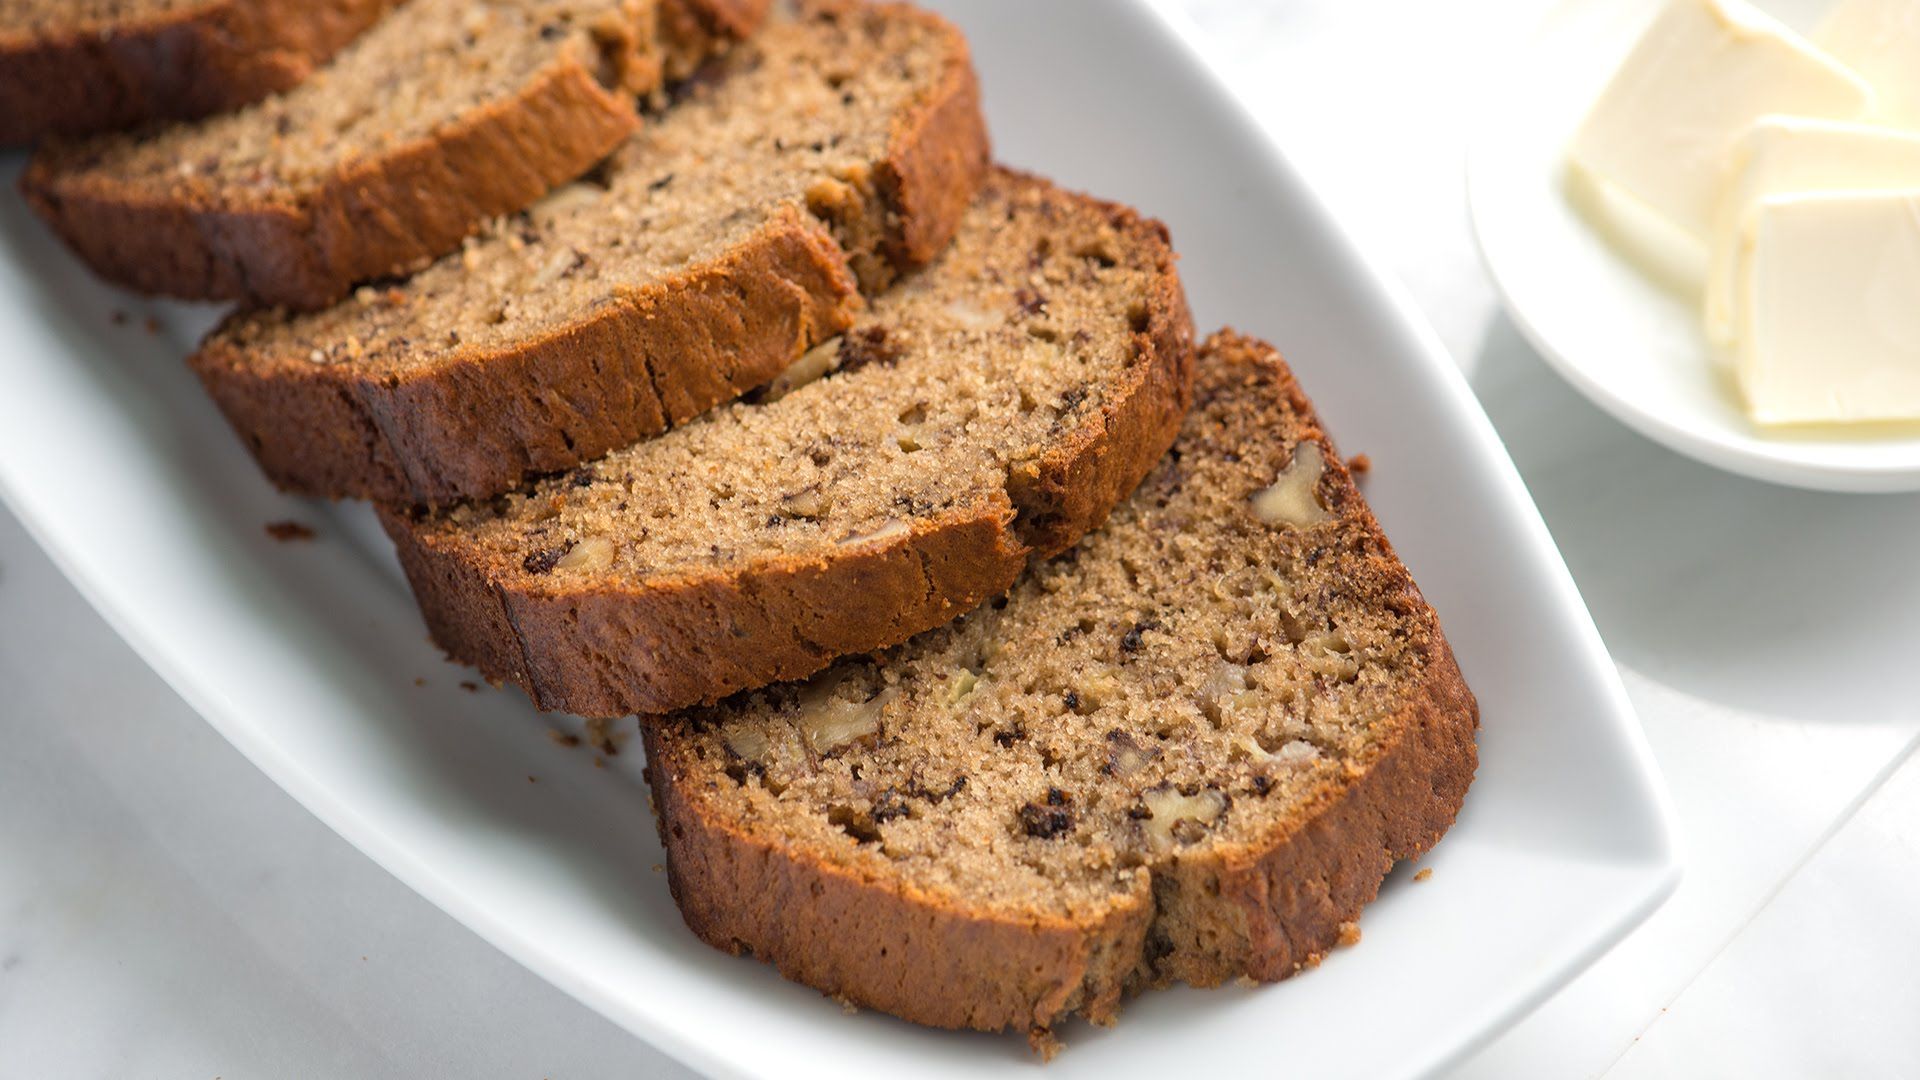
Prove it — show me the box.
[382,168,1191,715]
[212,1,966,374]
[190,0,989,502]
[1,0,396,143]
[643,331,1479,1048]
[22,0,768,303]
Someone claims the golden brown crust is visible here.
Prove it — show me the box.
[641,332,1478,1043]
[387,501,1034,717]
[376,211,1192,715]
[872,10,987,269]
[646,729,1156,1034]
[187,2,990,504]
[1009,208,1193,558]
[0,0,396,146]
[1133,336,1479,990]
[17,0,769,309]
[193,208,863,503]
[658,0,768,69]
[648,648,1474,1038]
[1195,644,1476,984]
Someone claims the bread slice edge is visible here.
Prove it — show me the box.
[19,0,772,308]
[639,330,1479,1049]
[375,174,1194,716]
[188,2,991,504]
[0,0,396,145]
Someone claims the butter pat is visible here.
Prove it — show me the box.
[1736,190,1920,425]
[1706,117,1920,347]
[1570,0,1873,240]
[1819,0,1920,129]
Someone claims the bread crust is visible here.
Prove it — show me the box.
[0,0,395,146]
[194,208,863,502]
[389,500,1035,717]
[645,644,1475,1042]
[871,6,986,270]
[1010,207,1192,560]
[377,183,1193,716]
[18,0,772,309]
[645,726,1157,1033]
[640,332,1478,1045]
[188,3,990,504]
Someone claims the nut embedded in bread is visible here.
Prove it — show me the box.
[380,168,1195,717]
[21,0,770,309]
[190,0,991,504]
[0,0,398,145]
[642,331,1479,1053]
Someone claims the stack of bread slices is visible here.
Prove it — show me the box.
[9,0,1479,1055]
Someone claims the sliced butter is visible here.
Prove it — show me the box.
[1706,117,1920,349]
[1569,0,1874,241]
[1818,0,1920,130]
[1736,189,1920,425]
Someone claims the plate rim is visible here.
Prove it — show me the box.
[1466,0,1920,495]
[1143,2,1680,1073]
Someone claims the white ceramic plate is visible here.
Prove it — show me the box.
[0,2,1678,1076]
[1469,0,1920,494]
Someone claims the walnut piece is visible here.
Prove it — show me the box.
[1252,442,1331,528]
[530,247,581,289]
[796,680,892,756]
[530,181,603,222]
[1195,660,1253,723]
[946,669,979,704]
[1301,632,1360,681]
[763,337,842,402]
[1233,734,1320,766]
[836,519,910,548]
[942,298,1005,331]
[724,726,770,764]
[555,535,614,572]
[780,487,832,520]
[1066,670,1123,713]
[1139,785,1228,851]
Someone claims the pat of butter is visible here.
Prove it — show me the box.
[1569,0,1874,240]
[1819,0,1920,129]
[1736,189,1920,425]
[1706,117,1920,348]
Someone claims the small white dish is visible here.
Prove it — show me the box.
[1469,0,1920,493]
[0,1,1678,1076]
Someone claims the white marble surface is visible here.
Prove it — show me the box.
[4,1,1919,1076]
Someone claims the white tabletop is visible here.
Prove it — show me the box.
[5,1,1919,1076]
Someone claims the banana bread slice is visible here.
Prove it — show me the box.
[190,0,988,504]
[1,0,398,145]
[380,168,1194,717]
[20,0,768,309]
[642,330,1478,1052]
